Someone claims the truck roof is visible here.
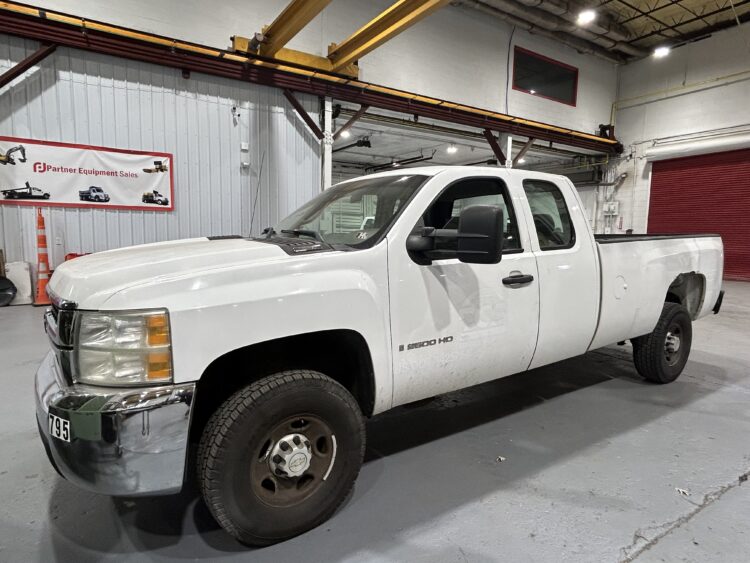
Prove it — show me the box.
[347,165,567,183]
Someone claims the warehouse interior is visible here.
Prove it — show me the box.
[1,0,749,560]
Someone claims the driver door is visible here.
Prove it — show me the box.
[387,172,540,407]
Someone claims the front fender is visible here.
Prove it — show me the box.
[102,244,394,413]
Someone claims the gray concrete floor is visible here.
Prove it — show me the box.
[1,282,749,562]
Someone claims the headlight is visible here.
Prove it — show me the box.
[74,309,173,386]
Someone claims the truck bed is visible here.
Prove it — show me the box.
[589,233,723,350]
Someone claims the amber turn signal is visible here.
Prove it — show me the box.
[146,313,170,346]
[147,351,172,381]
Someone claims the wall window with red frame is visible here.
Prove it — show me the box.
[512,47,578,106]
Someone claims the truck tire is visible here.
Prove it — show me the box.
[197,370,365,546]
[632,302,692,384]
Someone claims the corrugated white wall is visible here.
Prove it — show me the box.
[0,34,322,268]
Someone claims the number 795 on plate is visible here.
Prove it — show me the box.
[48,413,70,442]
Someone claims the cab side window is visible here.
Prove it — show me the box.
[523,179,575,250]
[418,178,521,258]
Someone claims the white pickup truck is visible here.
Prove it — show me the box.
[36,166,724,545]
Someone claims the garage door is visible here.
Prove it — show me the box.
[648,148,750,281]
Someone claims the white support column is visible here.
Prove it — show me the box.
[322,97,333,190]
[497,133,509,166]
[505,135,513,168]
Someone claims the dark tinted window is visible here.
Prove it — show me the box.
[523,180,575,250]
[418,178,521,258]
[513,47,578,106]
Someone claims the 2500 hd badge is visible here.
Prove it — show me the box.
[399,335,454,352]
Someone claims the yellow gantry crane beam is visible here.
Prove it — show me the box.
[328,0,451,72]
[259,0,332,58]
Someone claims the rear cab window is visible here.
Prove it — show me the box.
[522,179,575,250]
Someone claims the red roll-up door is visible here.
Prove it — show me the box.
[649,148,750,281]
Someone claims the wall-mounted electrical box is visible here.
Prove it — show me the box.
[602,201,620,216]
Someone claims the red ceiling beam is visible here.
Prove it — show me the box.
[513,137,535,166]
[483,129,507,164]
[0,6,622,154]
[333,104,369,141]
[0,42,56,88]
[283,89,324,140]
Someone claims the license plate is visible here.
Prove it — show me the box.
[48,413,70,442]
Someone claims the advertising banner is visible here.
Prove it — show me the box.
[0,136,174,211]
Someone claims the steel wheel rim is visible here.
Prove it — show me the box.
[250,414,336,508]
[664,323,683,366]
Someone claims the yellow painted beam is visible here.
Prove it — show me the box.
[328,0,450,72]
[259,0,332,58]
[233,36,359,77]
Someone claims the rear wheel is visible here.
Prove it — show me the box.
[197,370,365,546]
[632,302,692,383]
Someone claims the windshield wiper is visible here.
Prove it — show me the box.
[280,229,324,242]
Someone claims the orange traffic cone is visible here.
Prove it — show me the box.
[34,208,52,306]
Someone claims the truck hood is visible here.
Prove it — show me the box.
[48,237,287,309]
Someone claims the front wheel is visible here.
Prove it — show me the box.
[632,302,692,383]
[197,370,366,546]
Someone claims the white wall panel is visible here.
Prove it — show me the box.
[612,23,750,233]
[0,34,321,268]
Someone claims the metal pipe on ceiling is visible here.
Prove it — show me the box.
[366,150,437,172]
[514,0,632,43]
[332,137,372,153]
[478,0,648,58]
[336,106,594,158]
[455,0,625,63]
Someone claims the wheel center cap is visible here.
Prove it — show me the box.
[269,433,312,478]
[666,332,681,353]
[288,453,308,473]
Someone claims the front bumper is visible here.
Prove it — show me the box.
[35,351,195,496]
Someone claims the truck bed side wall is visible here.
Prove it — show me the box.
[589,237,723,350]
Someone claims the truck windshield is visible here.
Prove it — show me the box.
[275,174,427,249]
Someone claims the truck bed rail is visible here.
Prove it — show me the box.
[595,233,721,244]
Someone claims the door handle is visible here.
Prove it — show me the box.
[502,273,534,286]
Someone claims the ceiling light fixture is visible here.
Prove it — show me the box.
[653,46,671,58]
[577,9,596,25]
[446,144,458,154]
[340,129,351,139]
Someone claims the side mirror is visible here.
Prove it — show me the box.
[406,231,435,253]
[457,205,504,264]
